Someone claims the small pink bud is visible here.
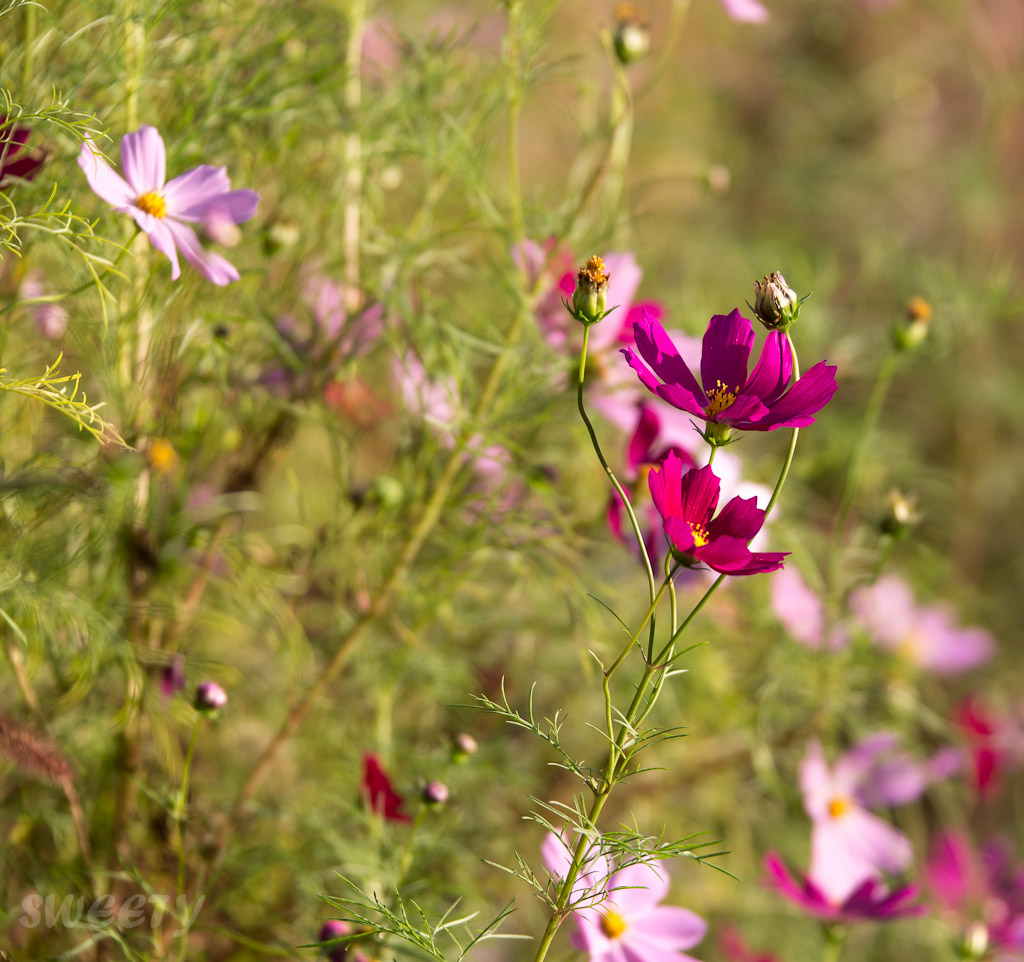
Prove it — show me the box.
[194,681,228,712]
[422,781,449,805]
[452,732,478,762]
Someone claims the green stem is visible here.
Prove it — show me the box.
[21,3,37,95]
[342,0,366,311]
[504,0,525,246]
[577,324,657,604]
[173,716,203,962]
[822,924,847,962]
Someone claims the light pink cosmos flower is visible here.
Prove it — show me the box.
[78,125,259,285]
[543,832,708,962]
[848,575,995,676]
[800,738,914,904]
[19,272,69,339]
[720,0,769,22]
[770,567,850,651]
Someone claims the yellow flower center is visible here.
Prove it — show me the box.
[689,522,710,548]
[828,796,851,819]
[704,380,737,417]
[600,909,627,940]
[135,191,167,219]
[147,438,178,474]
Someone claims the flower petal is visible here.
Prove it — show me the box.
[164,219,239,285]
[707,494,765,542]
[743,331,791,403]
[632,310,707,402]
[648,451,686,522]
[719,0,770,22]
[120,125,166,194]
[129,209,181,279]
[664,517,697,555]
[164,164,259,223]
[627,906,706,948]
[678,463,720,526]
[752,361,838,430]
[700,310,755,396]
[78,142,135,208]
[606,861,669,914]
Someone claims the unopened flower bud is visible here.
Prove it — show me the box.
[422,781,449,805]
[194,681,228,712]
[571,255,610,324]
[452,732,478,762]
[264,219,300,255]
[613,4,651,64]
[879,489,920,538]
[893,296,932,351]
[752,271,799,331]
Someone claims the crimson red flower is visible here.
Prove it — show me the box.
[648,454,786,575]
[361,753,410,823]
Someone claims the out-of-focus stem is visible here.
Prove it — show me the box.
[21,3,37,95]
[173,717,203,949]
[123,3,142,132]
[504,0,524,246]
[342,0,366,312]
[577,324,657,603]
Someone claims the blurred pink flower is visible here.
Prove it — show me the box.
[770,567,850,651]
[19,272,69,339]
[765,852,923,923]
[718,927,780,962]
[926,832,1024,955]
[720,0,769,22]
[849,575,995,675]
[954,697,1024,799]
[78,125,259,285]
[543,833,708,962]
[799,737,914,904]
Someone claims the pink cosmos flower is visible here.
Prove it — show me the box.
[718,927,779,962]
[926,832,1024,955]
[648,454,787,575]
[78,125,259,285]
[848,575,995,676]
[764,853,923,924]
[719,0,770,22]
[0,115,46,187]
[19,272,69,339]
[362,754,410,823]
[800,737,918,904]
[954,698,1024,799]
[542,832,708,962]
[622,309,838,433]
[770,567,850,651]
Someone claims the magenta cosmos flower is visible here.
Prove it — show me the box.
[362,753,410,823]
[0,115,46,187]
[764,853,923,924]
[78,125,258,285]
[543,833,708,962]
[623,309,838,434]
[648,453,786,575]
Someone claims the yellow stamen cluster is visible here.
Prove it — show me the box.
[689,522,710,548]
[704,380,737,417]
[827,796,851,819]
[600,909,628,940]
[577,255,610,291]
[135,191,167,219]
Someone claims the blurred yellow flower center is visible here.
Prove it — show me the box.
[600,909,627,939]
[828,795,851,819]
[689,522,710,548]
[705,381,737,417]
[135,191,167,219]
[148,438,177,474]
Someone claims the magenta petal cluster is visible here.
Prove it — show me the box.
[78,125,259,285]
[623,309,838,432]
[764,853,923,924]
[648,454,787,575]
[543,833,707,962]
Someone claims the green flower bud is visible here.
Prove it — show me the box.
[879,489,921,538]
[571,255,610,324]
[752,271,799,331]
[613,4,651,64]
[893,296,932,351]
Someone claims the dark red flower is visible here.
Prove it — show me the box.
[648,454,787,575]
[361,753,410,823]
[0,116,46,188]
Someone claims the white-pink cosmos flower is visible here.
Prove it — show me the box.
[719,0,769,22]
[78,125,259,285]
[543,832,707,962]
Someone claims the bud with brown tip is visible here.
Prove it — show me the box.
[893,296,932,351]
[570,255,611,325]
[613,4,651,64]
[752,271,800,331]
